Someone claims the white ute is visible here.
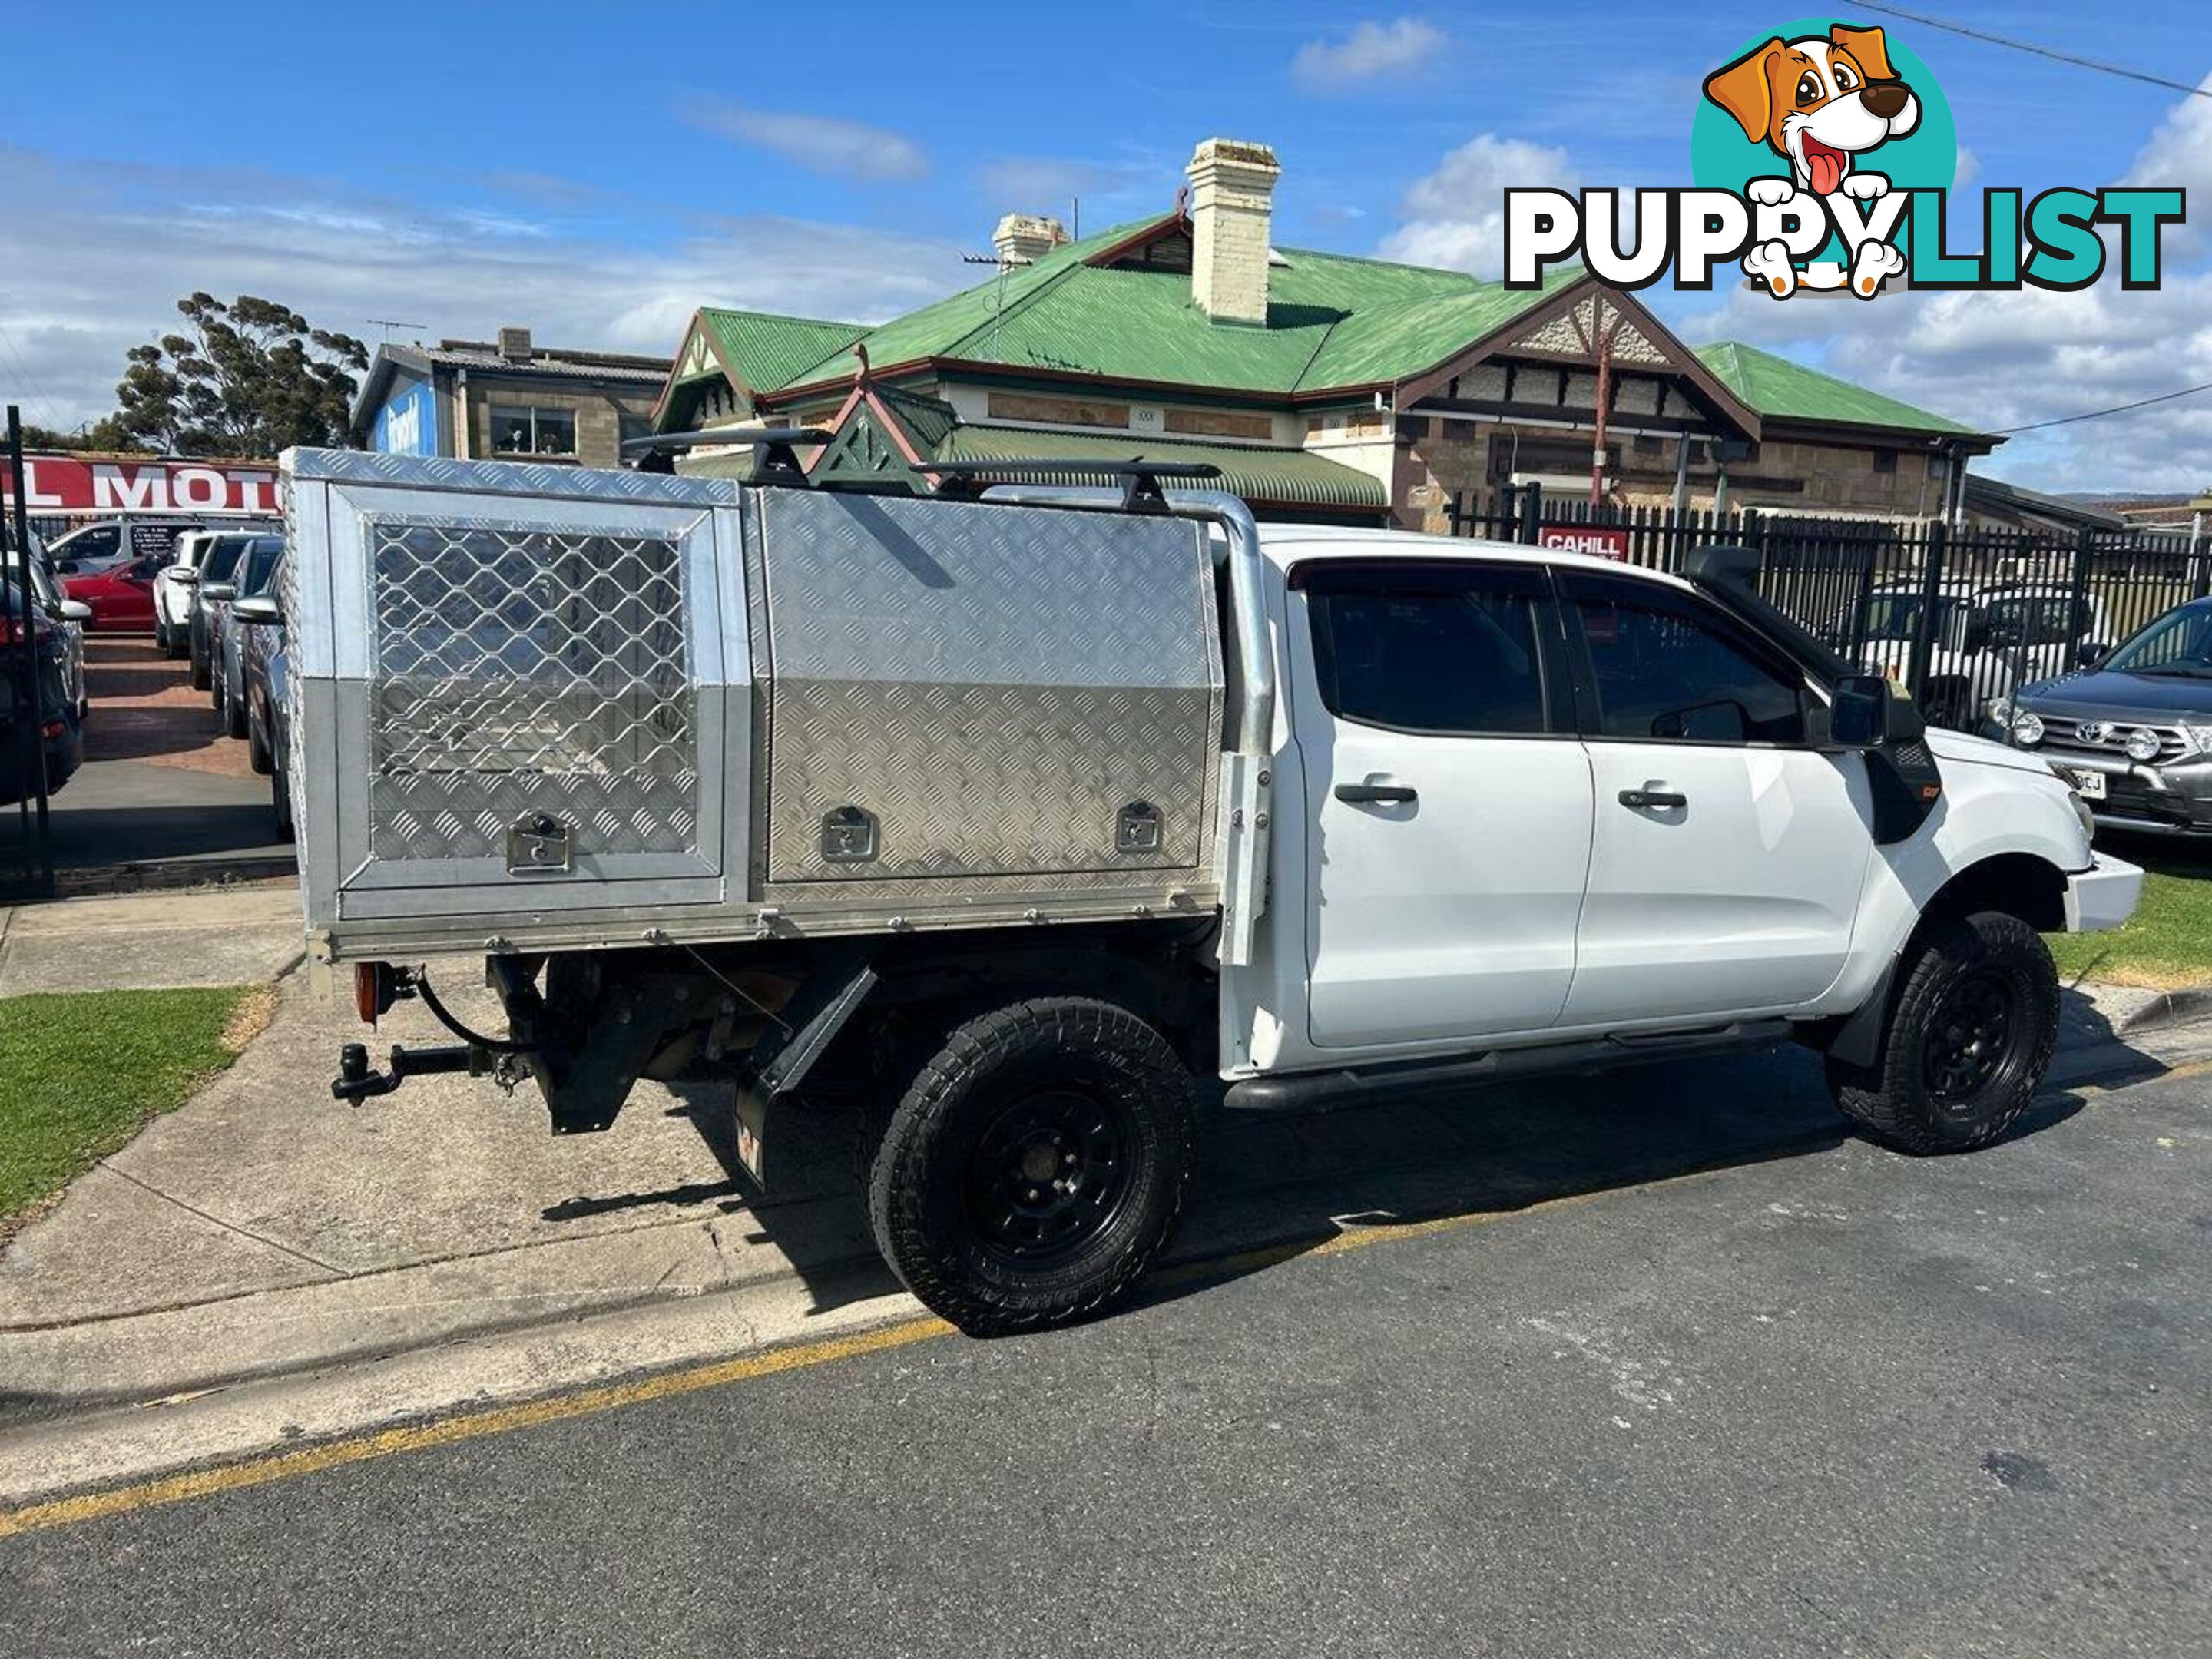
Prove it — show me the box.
[269,444,2141,1336]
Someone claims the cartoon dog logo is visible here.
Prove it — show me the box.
[1704,23,1919,199]
[1704,22,1921,297]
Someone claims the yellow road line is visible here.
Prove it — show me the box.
[1,1183,1624,1541]
[0,1317,952,1541]
[5,1061,2192,1541]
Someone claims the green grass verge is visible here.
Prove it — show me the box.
[2048,842,2212,990]
[0,985,257,1229]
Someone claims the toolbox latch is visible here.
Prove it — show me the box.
[1117,800,1164,855]
[506,812,573,875]
[821,805,879,863]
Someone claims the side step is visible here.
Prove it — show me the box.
[1220,1019,1794,1116]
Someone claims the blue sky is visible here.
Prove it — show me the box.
[2,1,2207,488]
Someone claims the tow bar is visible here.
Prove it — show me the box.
[333,1040,497,1101]
[330,960,541,1101]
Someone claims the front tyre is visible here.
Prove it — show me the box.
[1827,911,2058,1154]
[868,997,1195,1336]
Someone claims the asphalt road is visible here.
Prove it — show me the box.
[8,1063,2209,1658]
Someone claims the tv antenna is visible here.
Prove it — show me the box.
[366,317,427,342]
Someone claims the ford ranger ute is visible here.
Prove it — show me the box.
[250,444,2141,1336]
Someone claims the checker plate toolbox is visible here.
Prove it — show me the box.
[283,449,1230,959]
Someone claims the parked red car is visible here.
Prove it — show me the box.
[62,550,167,632]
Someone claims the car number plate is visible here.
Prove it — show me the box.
[2067,768,2108,800]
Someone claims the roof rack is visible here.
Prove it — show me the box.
[620,426,831,485]
[923,457,1222,514]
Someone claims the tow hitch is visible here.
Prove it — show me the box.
[331,960,540,1102]
[333,1040,497,1101]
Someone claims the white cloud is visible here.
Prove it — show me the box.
[975,154,1156,214]
[0,146,959,432]
[673,98,929,183]
[1676,72,2212,493]
[1292,18,1449,93]
[1375,134,1576,278]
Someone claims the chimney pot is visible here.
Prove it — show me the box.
[991,213,1068,267]
[496,326,533,363]
[1185,139,1280,326]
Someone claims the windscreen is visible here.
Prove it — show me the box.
[238,537,283,596]
[204,535,252,581]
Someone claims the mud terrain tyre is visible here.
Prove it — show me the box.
[1827,911,2058,1154]
[868,997,1195,1336]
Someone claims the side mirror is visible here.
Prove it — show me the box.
[2075,641,2109,671]
[58,600,91,623]
[233,594,283,628]
[200,582,237,601]
[1828,674,1892,750]
[166,565,198,581]
[1959,611,1992,655]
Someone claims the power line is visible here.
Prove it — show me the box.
[1993,379,2212,435]
[1849,2,2211,100]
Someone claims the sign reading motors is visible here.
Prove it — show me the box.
[0,454,279,515]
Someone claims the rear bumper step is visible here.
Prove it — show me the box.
[1220,1019,1794,1116]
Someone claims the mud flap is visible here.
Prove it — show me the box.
[731,953,876,1192]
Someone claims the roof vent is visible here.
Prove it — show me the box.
[496,326,533,363]
[991,214,1068,268]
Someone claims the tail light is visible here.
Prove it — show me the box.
[354,962,399,1024]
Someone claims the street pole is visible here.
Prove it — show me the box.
[5,405,54,896]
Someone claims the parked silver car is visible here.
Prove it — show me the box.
[1997,596,2212,836]
[211,535,283,740]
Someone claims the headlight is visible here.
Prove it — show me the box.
[2181,723,2212,757]
[2070,790,2097,844]
[1985,695,2014,725]
[2011,710,2045,746]
[2124,727,2162,763]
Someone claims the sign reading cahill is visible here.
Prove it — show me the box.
[0,454,279,515]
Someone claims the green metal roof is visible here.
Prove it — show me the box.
[697,308,872,393]
[768,214,1569,398]
[930,422,1386,510]
[1692,341,1973,436]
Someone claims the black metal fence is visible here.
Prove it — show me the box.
[1449,485,2210,732]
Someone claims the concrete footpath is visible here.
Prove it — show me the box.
[3,882,2210,1505]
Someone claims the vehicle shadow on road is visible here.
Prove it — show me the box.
[664,1048,1883,1325]
[538,1025,2131,1330]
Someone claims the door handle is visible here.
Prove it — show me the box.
[1618,786,1687,811]
[1336,782,1418,804]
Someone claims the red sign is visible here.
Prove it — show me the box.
[1537,524,1631,561]
[0,453,279,516]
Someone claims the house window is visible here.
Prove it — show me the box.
[490,405,577,457]
[1873,448,1899,474]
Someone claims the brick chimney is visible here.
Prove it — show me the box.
[992,213,1068,267]
[495,325,533,363]
[1185,139,1279,326]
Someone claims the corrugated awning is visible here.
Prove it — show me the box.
[931,423,1386,512]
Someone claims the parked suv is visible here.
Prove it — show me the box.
[212,536,283,740]
[1998,595,2212,836]
[184,531,266,692]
